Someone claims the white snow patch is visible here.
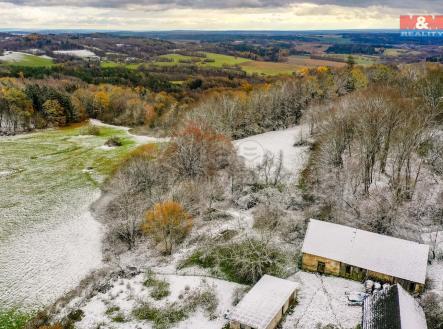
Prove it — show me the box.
[53,49,97,58]
[0,51,26,62]
[0,170,12,177]
[234,125,310,181]
[97,145,115,151]
[283,271,362,329]
[397,285,428,329]
[0,193,103,309]
[89,119,170,144]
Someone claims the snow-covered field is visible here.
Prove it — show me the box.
[0,51,27,62]
[284,272,363,329]
[53,50,97,58]
[235,125,310,181]
[0,123,155,310]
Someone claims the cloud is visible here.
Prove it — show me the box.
[2,0,441,10]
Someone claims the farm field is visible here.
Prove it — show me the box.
[0,124,135,312]
[156,52,251,68]
[101,60,141,69]
[102,52,350,76]
[286,55,347,68]
[0,51,53,67]
[383,48,423,57]
[318,53,379,65]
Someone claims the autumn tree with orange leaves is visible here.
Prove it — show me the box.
[142,201,192,254]
[165,122,234,179]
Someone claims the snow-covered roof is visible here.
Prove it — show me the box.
[229,275,299,329]
[302,219,429,284]
[362,284,427,329]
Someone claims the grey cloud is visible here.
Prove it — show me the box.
[4,0,443,10]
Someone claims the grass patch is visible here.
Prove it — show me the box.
[143,270,171,300]
[111,313,126,323]
[0,309,32,329]
[100,61,141,69]
[105,306,120,315]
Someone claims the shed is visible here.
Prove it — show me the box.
[362,284,428,329]
[229,275,299,329]
[301,219,429,293]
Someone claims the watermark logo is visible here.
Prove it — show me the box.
[400,15,443,37]
[236,140,265,167]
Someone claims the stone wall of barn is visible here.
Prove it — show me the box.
[302,253,424,294]
[302,253,341,276]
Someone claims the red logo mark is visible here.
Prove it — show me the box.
[400,15,443,30]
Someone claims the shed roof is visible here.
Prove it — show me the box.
[362,284,428,329]
[302,219,429,284]
[229,275,299,329]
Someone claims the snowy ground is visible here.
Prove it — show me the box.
[234,125,310,181]
[0,50,48,63]
[0,51,27,62]
[72,274,241,329]
[0,123,162,310]
[283,272,363,329]
[53,50,97,58]
[90,119,170,144]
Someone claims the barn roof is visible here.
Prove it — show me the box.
[229,275,299,329]
[362,284,428,329]
[302,219,429,284]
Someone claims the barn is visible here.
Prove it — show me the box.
[362,284,428,329]
[301,219,429,293]
[229,275,299,329]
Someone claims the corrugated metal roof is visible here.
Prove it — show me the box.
[302,219,429,284]
[229,275,299,329]
[362,284,427,329]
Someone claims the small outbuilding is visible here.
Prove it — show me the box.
[229,275,299,329]
[362,284,428,329]
[301,219,429,293]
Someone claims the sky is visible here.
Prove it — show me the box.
[0,0,441,30]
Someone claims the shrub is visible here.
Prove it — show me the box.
[133,303,187,329]
[67,309,84,322]
[142,201,192,255]
[105,136,123,147]
[111,313,126,323]
[180,239,290,284]
[143,270,171,300]
[421,292,443,329]
[105,306,120,315]
[79,124,100,136]
[150,280,171,300]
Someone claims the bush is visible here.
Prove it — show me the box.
[79,124,100,136]
[133,303,187,329]
[111,313,126,323]
[180,239,291,284]
[143,270,171,300]
[150,280,171,300]
[421,292,443,329]
[105,136,123,147]
[142,201,192,255]
[67,309,84,322]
